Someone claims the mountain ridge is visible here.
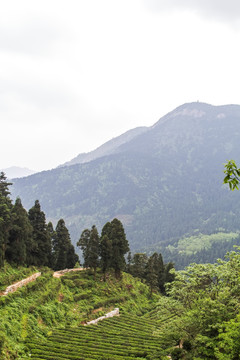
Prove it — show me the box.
[11,102,240,266]
[59,126,148,167]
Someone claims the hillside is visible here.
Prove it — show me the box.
[11,102,240,266]
[2,247,240,359]
[0,265,159,359]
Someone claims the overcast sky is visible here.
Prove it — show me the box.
[1,0,240,172]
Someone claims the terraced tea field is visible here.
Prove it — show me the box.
[27,313,163,359]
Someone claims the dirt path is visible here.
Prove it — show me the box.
[85,308,120,325]
[53,267,84,278]
[0,272,41,296]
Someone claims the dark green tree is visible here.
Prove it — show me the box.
[130,253,148,279]
[145,253,159,296]
[78,225,99,278]
[5,198,33,266]
[0,172,12,267]
[164,262,175,290]
[28,200,52,267]
[109,218,129,279]
[99,234,112,281]
[46,222,55,268]
[66,243,79,269]
[52,219,78,270]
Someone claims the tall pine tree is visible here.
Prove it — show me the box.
[53,219,79,270]
[99,234,112,281]
[78,225,99,278]
[109,218,129,279]
[28,200,52,267]
[5,198,33,266]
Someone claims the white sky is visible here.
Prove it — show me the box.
[1,0,240,171]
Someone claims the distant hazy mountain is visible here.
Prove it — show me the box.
[1,166,36,179]
[59,126,148,167]
[11,102,240,267]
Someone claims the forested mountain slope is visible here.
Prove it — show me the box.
[11,102,240,265]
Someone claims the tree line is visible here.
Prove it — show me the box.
[0,172,79,270]
[78,222,174,293]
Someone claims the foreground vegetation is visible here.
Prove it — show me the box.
[2,246,240,359]
[0,266,159,359]
[144,247,240,359]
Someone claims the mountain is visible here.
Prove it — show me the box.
[1,166,36,179]
[59,126,148,167]
[11,102,240,266]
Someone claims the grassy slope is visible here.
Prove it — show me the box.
[0,265,159,359]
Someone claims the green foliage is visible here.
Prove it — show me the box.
[0,263,37,292]
[223,159,240,190]
[143,247,240,359]
[128,252,175,295]
[215,313,240,359]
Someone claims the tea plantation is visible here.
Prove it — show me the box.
[27,314,164,359]
[0,265,161,359]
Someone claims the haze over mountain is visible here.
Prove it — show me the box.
[59,126,148,167]
[11,102,240,266]
[1,166,36,179]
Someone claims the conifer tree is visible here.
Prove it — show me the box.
[109,218,129,279]
[156,253,165,293]
[66,243,79,269]
[0,172,12,267]
[164,261,175,290]
[52,219,79,270]
[130,253,148,279]
[28,200,52,266]
[5,198,33,266]
[52,219,67,271]
[145,253,159,296]
[99,234,112,281]
[78,225,99,278]
[46,222,55,268]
